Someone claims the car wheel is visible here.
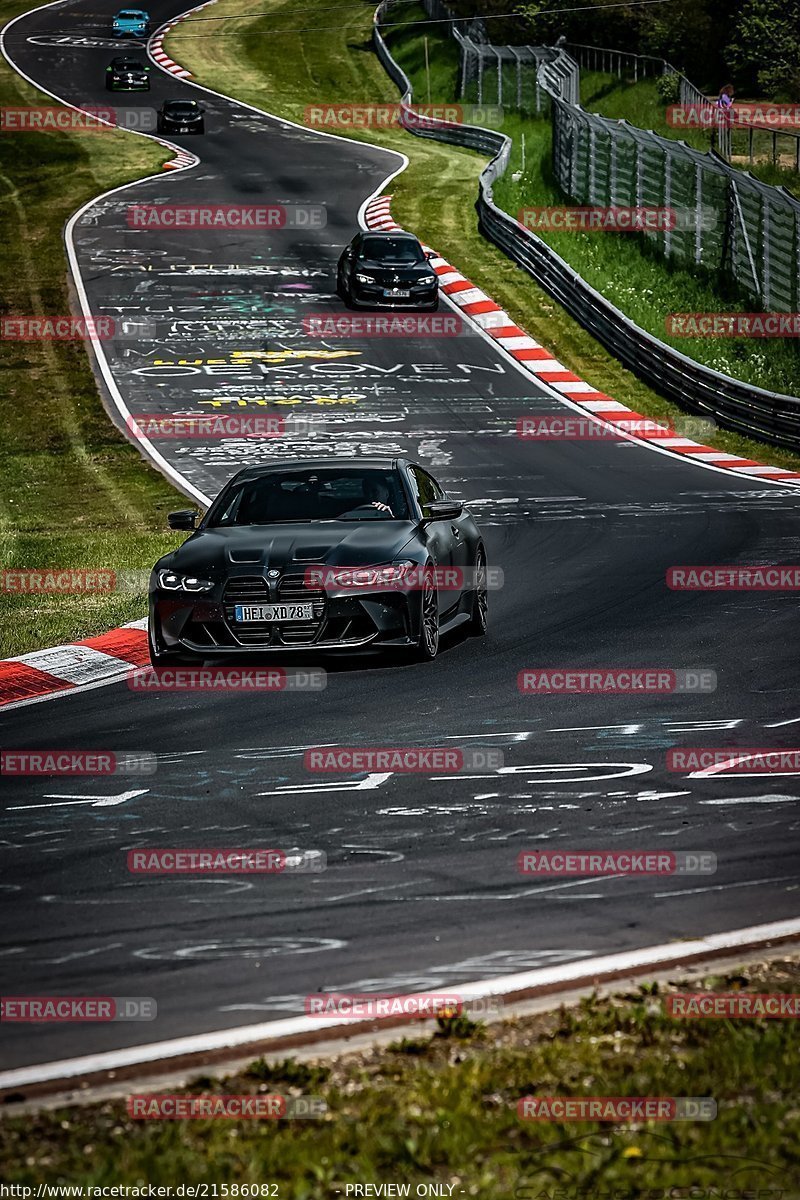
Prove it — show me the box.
[467,545,488,636]
[414,567,439,661]
[427,296,439,312]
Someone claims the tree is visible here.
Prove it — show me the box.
[726,0,800,98]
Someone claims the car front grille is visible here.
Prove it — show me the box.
[222,573,326,646]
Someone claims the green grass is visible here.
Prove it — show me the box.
[3,960,800,1190]
[166,0,800,473]
[0,0,189,656]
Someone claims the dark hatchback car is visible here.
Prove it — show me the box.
[336,231,439,310]
[148,459,487,664]
[105,56,150,90]
[157,98,205,134]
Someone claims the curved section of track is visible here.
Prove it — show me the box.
[1,0,800,1074]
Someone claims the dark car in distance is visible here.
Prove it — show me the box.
[148,459,487,664]
[336,231,439,310]
[105,56,150,90]
[157,98,205,134]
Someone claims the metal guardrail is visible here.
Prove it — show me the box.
[372,0,800,449]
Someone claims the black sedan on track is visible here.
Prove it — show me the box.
[337,231,439,310]
[105,56,150,90]
[157,98,205,134]
[148,459,487,663]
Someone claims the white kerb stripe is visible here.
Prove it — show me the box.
[1,917,799,1090]
[9,645,132,685]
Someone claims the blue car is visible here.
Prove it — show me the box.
[112,8,149,37]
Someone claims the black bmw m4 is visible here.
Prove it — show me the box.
[148,459,488,663]
[336,231,439,310]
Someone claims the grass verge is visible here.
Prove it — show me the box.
[165,0,800,473]
[0,2,187,657]
[2,958,800,1190]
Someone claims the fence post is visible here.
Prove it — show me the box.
[663,147,673,258]
[477,48,483,105]
[588,121,596,203]
[763,197,771,309]
[572,108,581,198]
[495,48,502,106]
[695,162,703,264]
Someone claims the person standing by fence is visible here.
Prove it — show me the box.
[714,82,735,155]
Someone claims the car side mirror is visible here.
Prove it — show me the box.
[168,510,198,530]
[424,249,435,260]
[421,499,463,523]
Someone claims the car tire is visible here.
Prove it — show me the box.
[426,296,439,312]
[413,566,439,661]
[467,545,488,636]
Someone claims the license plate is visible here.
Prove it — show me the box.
[234,603,313,623]
[179,126,189,132]
[384,288,410,298]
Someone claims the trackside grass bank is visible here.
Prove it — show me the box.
[2,958,800,1190]
[0,1,186,656]
[165,0,800,473]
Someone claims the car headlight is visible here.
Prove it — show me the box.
[355,272,375,284]
[158,570,214,593]
[323,561,416,590]
[419,274,437,285]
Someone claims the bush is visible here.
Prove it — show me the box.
[656,72,681,103]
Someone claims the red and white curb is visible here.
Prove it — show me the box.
[149,0,216,167]
[0,620,149,710]
[366,195,800,487]
[2,916,798,1097]
[149,4,210,78]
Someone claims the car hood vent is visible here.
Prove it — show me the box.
[227,550,263,564]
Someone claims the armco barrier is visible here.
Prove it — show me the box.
[372,0,800,450]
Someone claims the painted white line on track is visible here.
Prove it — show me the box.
[2,917,799,1091]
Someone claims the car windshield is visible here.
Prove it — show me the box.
[360,237,424,264]
[166,103,199,113]
[114,58,142,67]
[206,468,411,526]
[118,11,144,17]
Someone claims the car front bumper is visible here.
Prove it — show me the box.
[350,281,438,309]
[150,583,428,655]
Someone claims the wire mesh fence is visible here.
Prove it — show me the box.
[421,0,800,311]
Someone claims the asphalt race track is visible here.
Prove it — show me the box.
[2,0,800,1073]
